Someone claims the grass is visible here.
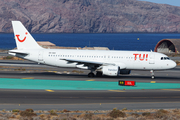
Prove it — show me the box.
[108,108,126,118]
[0,108,180,120]
[20,109,37,117]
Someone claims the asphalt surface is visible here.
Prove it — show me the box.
[0,60,179,110]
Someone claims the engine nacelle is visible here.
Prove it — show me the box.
[120,70,131,74]
[102,66,120,76]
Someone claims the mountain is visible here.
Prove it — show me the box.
[0,0,180,33]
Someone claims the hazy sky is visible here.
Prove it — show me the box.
[139,0,180,7]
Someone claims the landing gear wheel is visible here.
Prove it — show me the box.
[88,72,95,77]
[152,75,155,79]
[96,72,102,77]
[150,70,155,79]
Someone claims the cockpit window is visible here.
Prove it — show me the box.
[161,57,170,60]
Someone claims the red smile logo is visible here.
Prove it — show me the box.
[16,32,28,42]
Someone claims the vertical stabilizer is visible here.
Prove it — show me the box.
[12,21,43,50]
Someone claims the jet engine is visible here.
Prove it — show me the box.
[102,66,120,76]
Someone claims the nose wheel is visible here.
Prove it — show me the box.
[88,72,95,77]
[150,70,155,79]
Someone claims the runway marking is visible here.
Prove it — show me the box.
[151,81,156,83]
[162,89,180,91]
[22,77,34,79]
[86,79,95,81]
[45,90,54,92]
[48,71,57,73]
[108,90,125,92]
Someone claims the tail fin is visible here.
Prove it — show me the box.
[12,21,43,50]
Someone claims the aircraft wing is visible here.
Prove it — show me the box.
[61,58,115,66]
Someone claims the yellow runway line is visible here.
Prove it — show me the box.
[151,81,156,83]
[22,77,34,79]
[86,79,95,81]
[108,90,125,92]
[45,90,55,92]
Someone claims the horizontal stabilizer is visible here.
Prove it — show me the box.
[8,50,29,55]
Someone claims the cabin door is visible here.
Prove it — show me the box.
[38,50,44,62]
[149,54,155,64]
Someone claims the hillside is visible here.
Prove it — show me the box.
[0,0,180,33]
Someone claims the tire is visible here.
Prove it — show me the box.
[88,73,94,77]
[96,72,102,77]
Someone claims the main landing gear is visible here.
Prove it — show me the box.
[88,71,103,77]
[96,72,102,77]
[150,70,155,79]
[88,72,95,77]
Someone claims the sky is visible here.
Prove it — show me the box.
[139,0,180,7]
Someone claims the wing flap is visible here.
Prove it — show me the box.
[61,58,103,65]
[61,58,116,66]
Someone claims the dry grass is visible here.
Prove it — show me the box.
[175,61,180,66]
[0,108,180,120]
[0,56,25,60]
[72,70,84,74]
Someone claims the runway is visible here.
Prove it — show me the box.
[0,60,180,110]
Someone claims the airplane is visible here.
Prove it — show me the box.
[8,21,176,79]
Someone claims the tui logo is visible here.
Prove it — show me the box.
[16,32,28,42]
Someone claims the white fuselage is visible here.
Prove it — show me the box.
[18,49,176,71]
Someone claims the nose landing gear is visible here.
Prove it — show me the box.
[150,70,155,79]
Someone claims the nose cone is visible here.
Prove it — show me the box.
[170,60,176,69]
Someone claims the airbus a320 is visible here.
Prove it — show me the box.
[9,21,176,79]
